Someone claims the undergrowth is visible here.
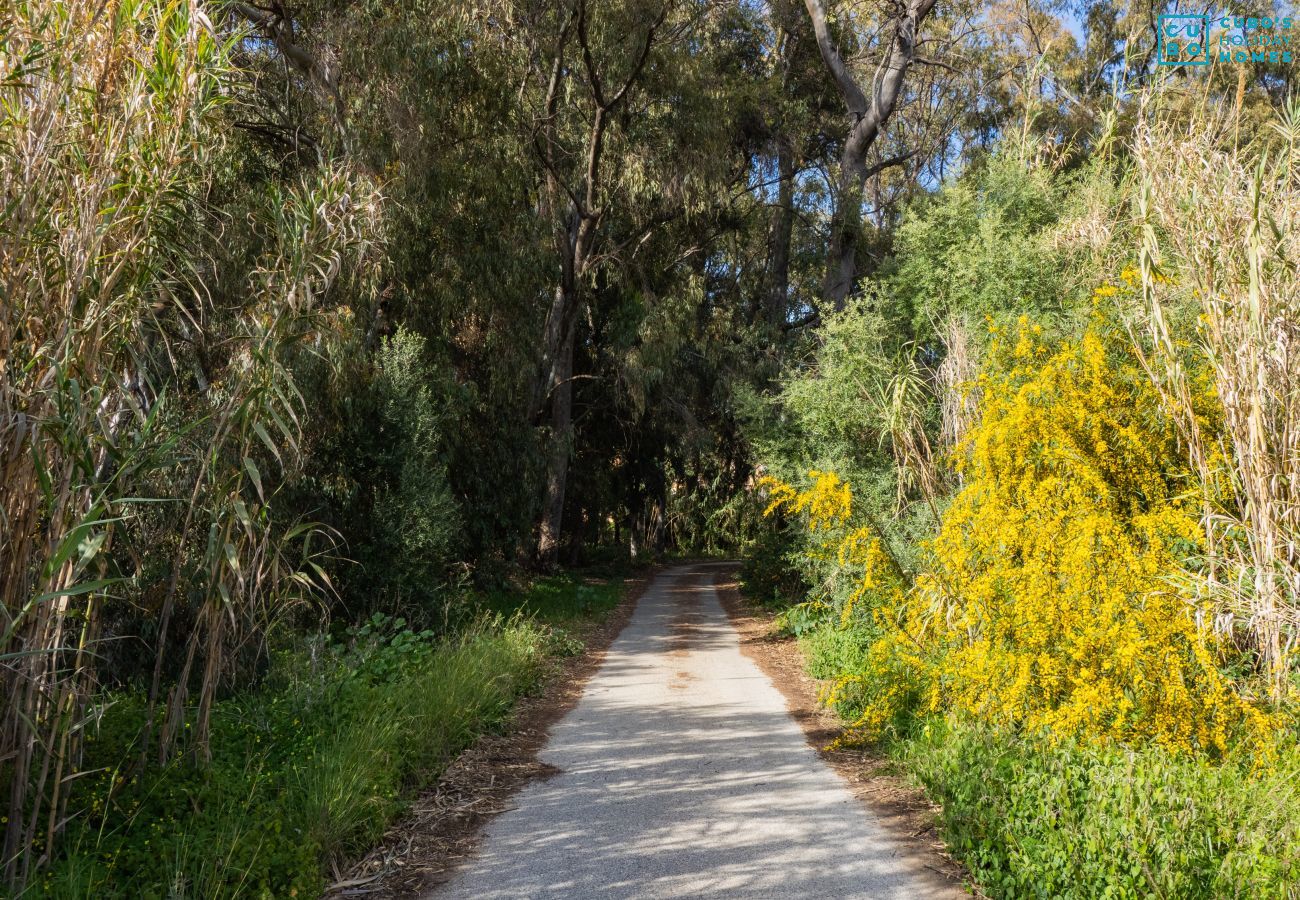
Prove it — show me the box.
[759,281,1299,893]
[787,609,1300,898]
[901,717,1300,898]
[32,576,622,899]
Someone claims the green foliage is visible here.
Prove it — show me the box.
[743,309,946,619]
[775,298,904,461]
[21,0,1296,889]
[745,299,941,607]
[292,328,461,620]
[738,526,810,607]
[745,136,1300,896]
[799,620,876,682]
[886,154,1086,337]
[35,574,624,899]
[478,574,624,626]
[900,718,1300,899]
[796,618,928,739]
[366,331,460,584]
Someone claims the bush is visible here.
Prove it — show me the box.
[899,317,1274,755]
[762,319,1276,755]
[293,328,462,621]
[738,525,810,607]
[887,154,1086,336]
[901,718,1300,898]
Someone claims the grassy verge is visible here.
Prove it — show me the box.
[789,615,1300,899]
[479,572,625,625]
[35,575,624,899]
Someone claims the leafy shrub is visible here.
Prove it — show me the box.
[293,328,462,621]
[761,318,1276,755]
[887,154,1086,336]
[478,574,624,624]
[738,525,810,607]
[800,621,873,679]
[905,317,1275,754]
[747,300,946,608]
[901,718,1300,898]
[36,569,628,898]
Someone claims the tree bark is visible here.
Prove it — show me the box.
[531,1,662,568]
[765,132,796,325]
[803,0,936,311]
[536,286,578,566]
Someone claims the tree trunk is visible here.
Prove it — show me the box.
[530,1,661,566]
[536,291,578,569]
[766,133,796,325]
[803,0,936,311]
[824,130,869,310]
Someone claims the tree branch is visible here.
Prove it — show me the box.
[803,0,869,116]
[862,149,917,180]
[233,3,345,129]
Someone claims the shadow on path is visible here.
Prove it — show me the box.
[429,564,965,899]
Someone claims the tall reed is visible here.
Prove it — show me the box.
[1130,97,1300,701]
[0,1,380,886]
[0,0,226,883]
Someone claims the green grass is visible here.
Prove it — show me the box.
[34,576,625,899]
[480,573,624,625]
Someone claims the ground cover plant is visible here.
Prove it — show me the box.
[33,577,622,898]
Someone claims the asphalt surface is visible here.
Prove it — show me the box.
[431,563,965,899]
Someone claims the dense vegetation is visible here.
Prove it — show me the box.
[2,0,1298,895]
[754,107,1300,895]
[42,576,623,897]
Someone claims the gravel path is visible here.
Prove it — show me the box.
[430,563,965,899]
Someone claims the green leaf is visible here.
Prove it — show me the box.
[243,456,264,500]
[223,541,241,576]
[252,421,282,466]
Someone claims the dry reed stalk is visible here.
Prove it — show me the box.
[0,1,225,884]
[1130,97,1300,702]
[936,314,979,459]
[1,0,380,878]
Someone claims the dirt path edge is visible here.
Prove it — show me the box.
[324,568,656,899]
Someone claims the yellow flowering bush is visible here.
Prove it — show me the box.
[764,319,1277,756]
[760,470,851,531]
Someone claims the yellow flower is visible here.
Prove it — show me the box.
[769,317,1277,758]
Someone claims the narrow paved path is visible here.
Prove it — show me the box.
[432,563,964,899]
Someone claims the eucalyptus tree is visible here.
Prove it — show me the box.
[474,0,740,565]
[520,0,670,566]
[754,0,841,329]
[802,0,940,310]
[799,0,1079,313]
